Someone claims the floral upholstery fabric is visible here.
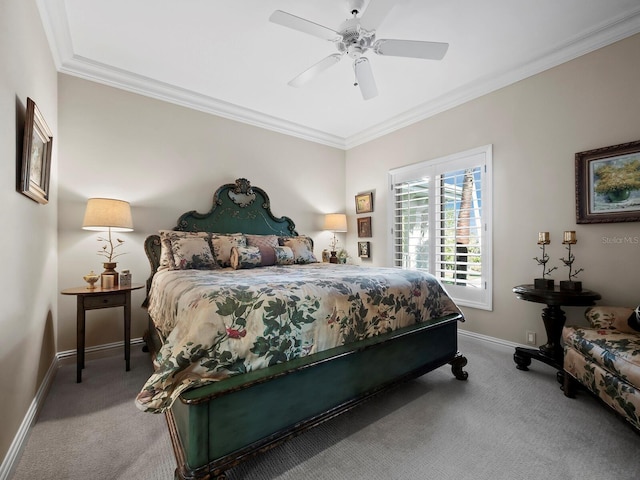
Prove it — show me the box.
[274,246,294,265]
[211,234,246,268]
[563,305,640,431]
[279,236,317,264]
[159,230,215,271]
[136,264,463,413]
[230,246,262,269]
[157,232,175,271]
[171,235,216,270]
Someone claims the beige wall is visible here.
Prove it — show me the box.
[345,33,640,345]
[0,0,58,466]
[57,75,346,352]
[2,1,639,468]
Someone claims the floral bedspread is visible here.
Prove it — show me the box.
[135,264,463,413]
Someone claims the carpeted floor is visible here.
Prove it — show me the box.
[10,335,640,480]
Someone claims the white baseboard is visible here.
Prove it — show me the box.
[56,337,146,365]
[0,337,144,480]
[1,332,517,478]
[0,356,58,480]
[458,328,528,352]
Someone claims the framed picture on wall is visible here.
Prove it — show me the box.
[357,216,372,237]
[575,139,640,223]
[355,191,373,214]
[18,98,53,205]
[358,241,370,258]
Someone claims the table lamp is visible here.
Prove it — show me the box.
[82,198,133,288]
[323,213,347,263]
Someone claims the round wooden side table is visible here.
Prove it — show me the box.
[512,284,601,371]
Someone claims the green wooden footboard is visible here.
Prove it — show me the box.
[166,314,466,480]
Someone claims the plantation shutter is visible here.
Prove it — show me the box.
[389,145,492,310]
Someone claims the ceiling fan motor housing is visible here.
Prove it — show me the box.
[336,18,375,58]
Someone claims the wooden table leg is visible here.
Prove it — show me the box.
[77,297,85,383]
[124,291,131,371]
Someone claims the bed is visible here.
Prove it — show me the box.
[140,178,468,480]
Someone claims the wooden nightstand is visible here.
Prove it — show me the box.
[61,284,144,383]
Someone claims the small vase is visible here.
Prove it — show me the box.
[101,262,119,289]
[83,271,100,290]
[607,189,631,203]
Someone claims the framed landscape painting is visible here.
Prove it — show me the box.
[575,140,640,223]
[19,98,53,204]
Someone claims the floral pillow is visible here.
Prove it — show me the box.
[230,246,262,270]
[230,245,293,269]
[157,231,176,271]
[211,234,247,268]
[279,236,317,264]
[274,246,295,265]
[158,230,215,271]
[170,234,216,270]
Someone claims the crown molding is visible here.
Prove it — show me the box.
[344,7,640,149]
[37,1,640,151]
[58,54,347,149]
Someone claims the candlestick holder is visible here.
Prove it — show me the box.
[560,231,583,291]
[533,233,556,289]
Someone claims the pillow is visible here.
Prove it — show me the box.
[246,234,279,249]
[230,246,262,270]
[168,233,216,270]
[158,230,214,271]
[625,306,640,332]
[274,246,295,265]
[211,234,246,267]
[279,236,317,264]
[230,245,285,269]
[157,232,176,271]
[587,306,640,333]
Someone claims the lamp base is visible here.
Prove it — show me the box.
[101,262,119,289]
[329,251,339,264]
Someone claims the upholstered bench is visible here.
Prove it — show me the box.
[562,306,640,431]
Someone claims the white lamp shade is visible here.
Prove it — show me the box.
[323,213,347,232]
[82,198,133,232]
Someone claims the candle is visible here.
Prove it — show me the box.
[563,231,577,244]
[537,232,550,244]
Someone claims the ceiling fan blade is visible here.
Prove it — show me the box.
[288,54,343,87]
[374,39,449,60]
[359,0,396,31]
[269,10,340,42]
[353,57,378,100]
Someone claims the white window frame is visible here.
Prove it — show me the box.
[388,145,493,311]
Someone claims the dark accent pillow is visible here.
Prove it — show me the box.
[627,306,640,332]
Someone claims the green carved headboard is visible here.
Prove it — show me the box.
[143,178,298,303]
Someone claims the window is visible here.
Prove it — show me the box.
[388,145,492,310]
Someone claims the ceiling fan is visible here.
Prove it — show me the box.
[269,0,449,100]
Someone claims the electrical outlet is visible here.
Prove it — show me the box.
[526,331,536,345]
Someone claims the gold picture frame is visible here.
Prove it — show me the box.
[19,97,53,204]
[575,139,640,223]
[355,191,373,214]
